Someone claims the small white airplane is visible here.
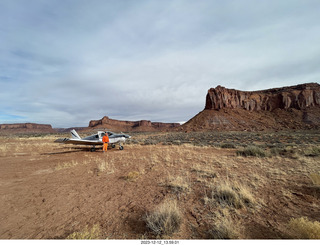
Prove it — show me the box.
[55,129,131,151]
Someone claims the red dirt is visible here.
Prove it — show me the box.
[0,135,319,239]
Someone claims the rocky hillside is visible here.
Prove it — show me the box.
[89,116,180,132]
[182,83,320,131]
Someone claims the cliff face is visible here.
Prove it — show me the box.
[89,116,180,132]
[205,83,320,111]
[182,83,320,131]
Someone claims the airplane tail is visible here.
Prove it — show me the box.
[70,129,81,139]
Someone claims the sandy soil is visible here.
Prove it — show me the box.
[0,134,319,239]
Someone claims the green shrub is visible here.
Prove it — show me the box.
[236,146,267,157]
[303,146,320,157]
[220,143,236,149]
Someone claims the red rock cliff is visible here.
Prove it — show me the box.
[205,83,320,111]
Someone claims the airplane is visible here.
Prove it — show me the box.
[55,129,131,151]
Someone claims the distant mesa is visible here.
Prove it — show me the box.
[182,83,320,131]
[89,116,180,132]
[0,123,55,134]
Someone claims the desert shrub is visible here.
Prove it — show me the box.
[220,143,236,149]
[236,146,267,157]
[66,224,101,239]
[303,146,320,157]
[288,217,320,239]
[145,199,182,237]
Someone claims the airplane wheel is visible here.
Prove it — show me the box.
[112,144,115,148]
[90,148,96,152]
[119,146,124,150]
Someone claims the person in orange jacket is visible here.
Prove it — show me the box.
[102,133,109,152]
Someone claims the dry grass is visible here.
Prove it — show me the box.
[55,160,79,170]
[97,160,115,174]
[66,224,101,239]
[123,171,140,182]
[164,173,191,195]
[288,217,320,239]
[309,173,320,186]
[205,181,256,209]
[2,134,320,239]
[191,163,217,179]
[206,210,240,239]
[145,199,182,237]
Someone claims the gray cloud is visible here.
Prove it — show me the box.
[1,0,320,127]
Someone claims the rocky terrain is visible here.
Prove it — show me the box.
[182,83,320,131]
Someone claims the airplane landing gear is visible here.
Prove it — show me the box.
[90,146,96,152]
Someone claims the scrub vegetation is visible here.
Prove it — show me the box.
[0,130,320,239]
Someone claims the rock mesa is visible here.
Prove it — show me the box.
[205,83,320,111]
[182,83,320,131]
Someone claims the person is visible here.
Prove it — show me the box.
[102,133,109,152]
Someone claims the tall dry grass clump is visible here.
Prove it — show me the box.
[206,210,240,239]
[205,182,255,209]
[288,217,320,239]
[145,199,182,237]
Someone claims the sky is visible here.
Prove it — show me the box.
[1,0,320,128]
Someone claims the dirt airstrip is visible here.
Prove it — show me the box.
[0,131,320,239]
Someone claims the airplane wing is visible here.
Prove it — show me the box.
[55,138,103,145]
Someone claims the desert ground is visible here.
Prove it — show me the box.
[0,131,320,239]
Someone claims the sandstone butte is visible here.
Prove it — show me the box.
[182,82,320,131]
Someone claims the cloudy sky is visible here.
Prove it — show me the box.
[1,0,320,127]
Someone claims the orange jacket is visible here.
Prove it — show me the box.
[102,135,109,143]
